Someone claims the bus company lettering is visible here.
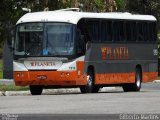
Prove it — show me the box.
[101,47,129,60]
[30,61,56,67]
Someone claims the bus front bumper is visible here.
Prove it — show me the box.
[13,71,87,86]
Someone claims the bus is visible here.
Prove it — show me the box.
[13,9,158,95]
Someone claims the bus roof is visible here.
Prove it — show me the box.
[16,10,157,25]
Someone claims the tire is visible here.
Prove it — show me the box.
[29,85,43,95]
[123,68,141,92]
[80,70,99,93]
[134,68,142,91]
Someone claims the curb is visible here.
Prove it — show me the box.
[0,91,5,96]
[43,88,80,95]
[0,79,13,81]
[4,91,30,96]
[0,87,117,96]
[153,80,160,83]
[0,79,159,96]
[0,79,13,84]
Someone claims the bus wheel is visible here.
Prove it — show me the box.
[123,68,141,92]
[134,68,142,91]
[29,85,43,95]
[80,70,99,93]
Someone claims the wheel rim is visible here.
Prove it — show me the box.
[87,75,93,87]
[136,72,141,87]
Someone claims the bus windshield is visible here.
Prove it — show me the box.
[15,23,75,57]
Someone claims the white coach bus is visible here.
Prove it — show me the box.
[13,9,157,95]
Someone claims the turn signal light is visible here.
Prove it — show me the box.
[17,73,20,77]
[66,73,70,76]
[17,73,24,77]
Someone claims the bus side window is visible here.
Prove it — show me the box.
[143,22,148,41]
[101,20,112,42]
[148,22,156,41]
[137,22,144,41]
[131,21,137,41]
[87,20,100,43]
[119,21,125,42]
[126,21,132,41]
[153,22,157,41]
[113,21,125,42]
[113,21,118,41]
[148,22,152,41]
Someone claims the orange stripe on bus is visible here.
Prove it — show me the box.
[94,72,157,85]
[14,59,157,86]
[142,72,158,83]
[94,73,135,85]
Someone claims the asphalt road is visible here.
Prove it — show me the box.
[0,82,160,120]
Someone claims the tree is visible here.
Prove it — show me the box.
[125,0,160,31]
[115,0,125,12]
[77,0,121,12]
[0,0,24,46]
[0,0,125,46]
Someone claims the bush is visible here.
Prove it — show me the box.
[0,59,2,79]
[0,43,3,58]
[0,84,29,91]
[0,47,2,58]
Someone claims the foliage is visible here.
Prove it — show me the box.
[0,47,2,58]
[0,59,3,79]
[0,0,123,45]
[0,84,29,91]
[115,0,125,11]
[125,0,160,30]
[0,0,160,46]
[0,0,23,46]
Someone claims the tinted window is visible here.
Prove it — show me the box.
[101,20,112,42]
[87,20,100,42]
[83,19,156,43]
[126,21,132,41]
[148,22,156,41]
[113,21,125,42]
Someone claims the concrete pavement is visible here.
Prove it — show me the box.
[0,79,117,96]
[0,79,159,96]
[0,79,13,84]
[0,82,160,114]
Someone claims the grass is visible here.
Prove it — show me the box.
[0,84,29,91]
[0,47,2,56]
[0,58,29,91]
[0,57,29,91]
[0,59,2,79]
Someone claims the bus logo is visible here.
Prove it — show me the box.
[30,61,56,67]
[101,47,129,60]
